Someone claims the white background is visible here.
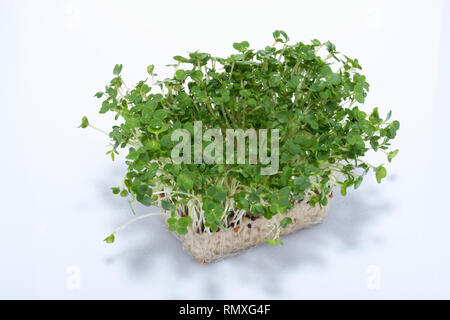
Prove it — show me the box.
[1,0,449,299]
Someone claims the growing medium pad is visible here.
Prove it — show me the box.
[166,200,330,263]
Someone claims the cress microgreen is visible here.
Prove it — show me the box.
[81,31,399,244]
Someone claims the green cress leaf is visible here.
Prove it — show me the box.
[147,64,155,75]
[375,165,387,183]
[305,114,319,130]
[388,120,400,138]
[280,217,292,228]
[328,73,341,85]
[214,191,227,202]
[273,30,281,40]
[263,238,277,245]
[354,176,363,190]
[233,41,250,52]
[88,31,400,243]
[340,184,348,196]
[175,69,187,81]
[140,194,153,206]
[104,234,115,243]
[388,149,399,162]
[79,116,89,128]
[294,177,311,191]
[206,186,218,197]
[167,217,177,225]
[113,64,123,75]
[272,30,289,43]
[111,187,120,194]
[177,216,193,228]
[173,55,189,63]
[177,173,194,191]
[153,109,168,121]
[386,110,392,121]
[354,84,365,103]
[190,70,203,82]
[161,200,176,211]
[176,225,188,235]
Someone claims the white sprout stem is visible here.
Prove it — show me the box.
[230,209,246,226]
[88,124,108,136]
[111,212,163,235]
[153,190,202,204]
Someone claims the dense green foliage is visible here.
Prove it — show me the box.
[81,31,399,243]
